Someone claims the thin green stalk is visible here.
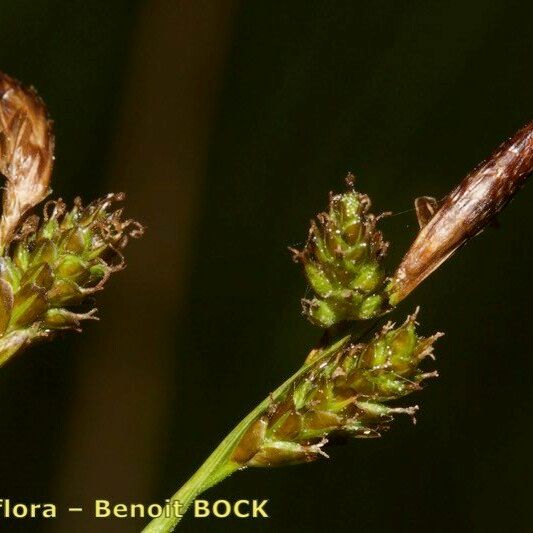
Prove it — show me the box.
[142,336,350,532]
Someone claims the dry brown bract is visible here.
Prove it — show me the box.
[0,73,54,250]
[390,121,533,304]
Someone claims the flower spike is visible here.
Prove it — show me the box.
[292,174,389,327]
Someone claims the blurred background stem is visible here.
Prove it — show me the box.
[52,2,237,531]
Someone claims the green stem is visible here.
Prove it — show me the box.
[142,335,350,532]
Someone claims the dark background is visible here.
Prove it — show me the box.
[0,1,531,532]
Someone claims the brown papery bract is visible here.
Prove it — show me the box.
[0,72,55,250]
[389,121,533,304]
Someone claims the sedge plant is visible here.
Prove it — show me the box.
[2,71,531,531]
[143,120,533,531]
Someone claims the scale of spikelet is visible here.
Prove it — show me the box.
[232,312,441,467]
[0,194,143,365]
[291,174,389,328]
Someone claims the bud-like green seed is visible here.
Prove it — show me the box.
[43,308,96,330]
[31,239,58,266]
[46,278,83,306]
[306,299,339,328]
[304,262,334,297]
[13,242,29,271]
[19,263,54,291]
[55,254,88,282]
[11,285,48,328]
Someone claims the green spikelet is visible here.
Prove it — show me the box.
[0,193,143,365]
[292,174,389,327]
[232,312,441,467]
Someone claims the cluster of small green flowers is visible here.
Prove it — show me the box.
[292,175,388,327]
[232,313,441,467]
[0,194,143,365]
